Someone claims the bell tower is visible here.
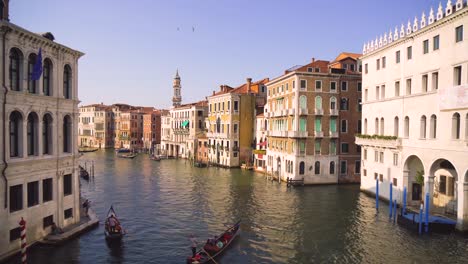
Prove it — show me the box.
[172,69,182,107]
[0,0,10,21]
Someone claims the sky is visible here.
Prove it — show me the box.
[12,0,443,108]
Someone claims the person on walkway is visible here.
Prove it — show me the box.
[82,199,90,216]
[189,234,198,257]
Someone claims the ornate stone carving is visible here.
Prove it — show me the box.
[446,0,453,16]
[388,29,393,43]
[394,27,399,41]
[437,2,444,20]
[429,7,435,24]
[456,0,464,11]
[413,17,419,32]
[421,12,427,28]
[406,20,412,35]
[400,24,405,38]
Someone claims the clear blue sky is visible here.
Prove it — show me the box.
[12,0,440,108]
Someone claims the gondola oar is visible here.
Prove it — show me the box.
[201,248,219,264]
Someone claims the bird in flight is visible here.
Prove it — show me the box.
[192,26,195,32]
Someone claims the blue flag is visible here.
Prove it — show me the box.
[31,48,43,81]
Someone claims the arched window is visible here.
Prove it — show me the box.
[290,161,293,173]
[404,116,410,138]
[63,65,72,99]
[330,97,337,110]
[329,161,335,174]
[27,112,39,156]
[430,115,437,139]
[43,58,52,96]
[375,118,379,135]
[63,115,72,153]
[452,113,460,139]
[9,48,22,91]
[299,161,305,175]
[27,53,37,94]
[394,117,399,137]
[420,115,427,139]
[299,95,307,109]
[9,111,23,157]
[380,118,384,135]
[314,161,320,175]
[340,98,349,110]
[216,117,221,133]
[364,118,368,134]
[315,96,322,110]
[43,114,53,155]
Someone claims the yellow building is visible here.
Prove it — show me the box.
[207,78,268,167]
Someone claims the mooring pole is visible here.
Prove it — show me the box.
[402,187,407,215]
[425,192,430,233]
[376,179,379,211]
[418,204,423,235]
[393,199,397,223]
[389,183,393,218]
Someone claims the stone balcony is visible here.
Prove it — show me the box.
[314,131,324,138]
[330,131,339,138]
[268,131,287,137]
[314,109,323,115]
[355,135,402,149]
[329,109,339,116]
[299,108,308,115]
[288,131,308,138]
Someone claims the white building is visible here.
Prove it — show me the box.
[254,113,267,172]
[358,0,468,230]
[0,1,84,259]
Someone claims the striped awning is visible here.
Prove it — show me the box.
[181,120,189,127]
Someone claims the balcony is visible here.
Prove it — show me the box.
[299,108,308,115]
[330,131,339,138]
[329,109,339,116]
[355,135,402,149]
[269,131,287,137]
[288,108,295,115]
[288,131,308,138]
[314,131,324,138]
[314,108,323,115]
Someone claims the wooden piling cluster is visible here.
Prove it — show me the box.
[286,177,304,187]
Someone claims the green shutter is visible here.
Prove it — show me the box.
[315,118,321,132]
[330,118,336,132]
[300,118,307,131]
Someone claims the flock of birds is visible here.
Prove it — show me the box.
[177,26,196,32]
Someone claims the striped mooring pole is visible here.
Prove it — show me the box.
[19,217,27,263]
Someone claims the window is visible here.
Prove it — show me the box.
[357,82,362,92]
[233,124,238,133]
[329,161,335,174]
[454,66,462,86]
[432,72,439,90]
[315,96,322,110]
[379,152,384,163]
[364,119,368,134]
[340,161,347,175]
[315,80,322,90]
[299,95,307,109]
[422,74,428,92]
[27,181,39,207]
[330,81,336,92]
[340,98,349,110]
[455,25,463,43]
[9,48,22,91]
[330,97,337,110]
[365,89,368,101]
[407,46,412,60]
[307,67,313,72]
[10,227,21,242]
[376,59,380,70]
[433,35,439,50]
[299,118,307,132]
[27,113,38,156]
[43,59,52,96]
[430,115,437,139]
[234,101,239,111]
[396,50,400,63]
[420,116,427,139]
[9,184,23,212]
[299,161,305,175]
[43,215,54,229]
[452,113,461,139]
[64,208,73,219]
[315,68,320,73]
[395,81,400,97]
[404,116,410,138]
[374,150,379,162]
[381,85,385,99]
[380,118,384,135]
[63,115,72,153]
[341,143,349,153]
[374,173,378,180]
[365,63,368,74]
[379,174,383,182]
[357,119,362,133]
[350,64,355,71]
[314,161,320,175]
[364,148,367,160]
[376,86,380,100]
[314,140,321,154]
[423,39,429,54]
[394,117,399,137]
[341,120,347,133]
[300,80,307,90]
[63,174,72,196]
[63,65,72,99]
[27,54,37,94]
[43,178,53,202]
[330,140,337,155]
[315,118,322,132]
[439,175,447,194]
[364,169,367,176]
[375,118,379,135]
[406,79,412,95]
[382,57,386,68]
[355,161,361,174]
[393,153,398,166]
[341,81,348,91]
[9,111,23,158]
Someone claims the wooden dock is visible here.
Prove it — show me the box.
[286,177,304,187]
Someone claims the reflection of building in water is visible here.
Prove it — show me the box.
[358,0,468,231]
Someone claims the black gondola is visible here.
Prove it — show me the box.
[104,206,124,240]
[186,220,241,264]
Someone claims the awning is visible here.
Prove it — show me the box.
[181,120,189,128]
[253,149,266,155]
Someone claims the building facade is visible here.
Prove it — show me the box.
[254,113,267,172]
[78,104,114,148]
[206,78,268,167]
[143,110,163,153]
[0,1,84,258]
[265,54,362,184]
[358,0,468,230]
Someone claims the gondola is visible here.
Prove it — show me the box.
[118,153,137,159]
[78,165,90,181]
[150,155,161,161]
[104,206,124,240]
[186,220,241,264]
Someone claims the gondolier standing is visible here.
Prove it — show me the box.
[189,234,198,257]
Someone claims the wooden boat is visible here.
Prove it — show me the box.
[150,155,161,161]
[78,165,89,180]
[116,148,131,153]
[104,206,124,240]
[186,220,241,264]
[118,153,137,159]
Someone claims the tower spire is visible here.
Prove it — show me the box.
[172,69,182,107]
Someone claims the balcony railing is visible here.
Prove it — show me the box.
[314,131,324,138]
[329,109,339,116]
[299,108,308,115]
[329,131,339,138]
[288,131,308,138]
[288,108,295,115]
[314,109,323,115]
[355,135,402,149]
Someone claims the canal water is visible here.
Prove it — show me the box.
[12,150,468,263]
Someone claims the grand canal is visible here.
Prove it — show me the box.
[13,150,468,263]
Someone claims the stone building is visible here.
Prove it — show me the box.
[78,103,114,148]
[265,53,362,184]
[358,0,468,230]
[143,109,164,153]
[0,1,84,259]
[206,78,268,167]
[254,113,267,172]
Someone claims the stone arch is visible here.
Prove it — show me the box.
[429,158,459,213]
[403,155,425,203]
[9,47,24,91]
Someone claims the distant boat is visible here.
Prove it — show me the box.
[118,153,137,159]
[78,165,90,180]
[104,206,124,240]
[78,147,99,153]
[116,148,131,153]
[150,155,161,161]
[186,220,241,264]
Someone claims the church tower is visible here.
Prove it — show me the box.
[0,0,10,21]
[172,69,182,107]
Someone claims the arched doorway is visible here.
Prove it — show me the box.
[403,155,425,204]
[429,159,458,215]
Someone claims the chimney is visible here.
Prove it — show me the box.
[212,90,215,95]
[312,58,315,63]
[246,78,252,93]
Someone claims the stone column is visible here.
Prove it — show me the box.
[425,175,435,211]
[456,182,468,231]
